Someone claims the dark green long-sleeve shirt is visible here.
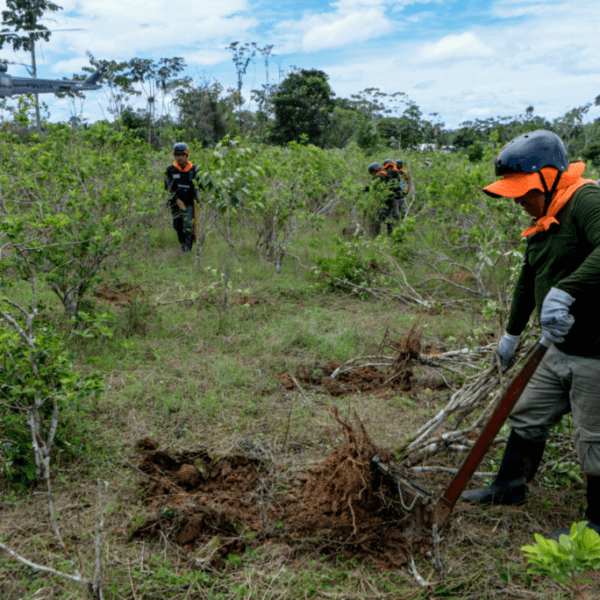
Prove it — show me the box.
[507,183,600,358]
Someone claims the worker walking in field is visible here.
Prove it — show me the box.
[365,162,396,235]
[395,158,412,194]
[164,142,200,253]
[462,130,600,540]
[383,158,408,221]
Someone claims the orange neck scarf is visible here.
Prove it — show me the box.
[173,161,194,173]
[521,162,595,237]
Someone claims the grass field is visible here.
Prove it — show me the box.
[1,208,597,600]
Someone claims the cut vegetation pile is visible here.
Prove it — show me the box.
[132,409,433,571]
[277,327,424,396]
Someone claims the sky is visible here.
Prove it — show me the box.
[1,0,599,128]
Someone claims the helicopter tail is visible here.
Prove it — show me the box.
[84,62,107,85]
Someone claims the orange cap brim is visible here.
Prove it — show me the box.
[482,172,544,198]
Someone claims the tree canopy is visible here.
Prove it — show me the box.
[268,69,335,146]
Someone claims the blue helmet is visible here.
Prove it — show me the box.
[383,158,395,169]
[368,162,381,173]
[395,159,403,168]
[173,142,189,154]
[494,130,568,176]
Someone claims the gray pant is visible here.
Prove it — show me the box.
[510,344,600,475]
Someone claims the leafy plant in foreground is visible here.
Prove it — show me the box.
[522,522,600,595]
[0,311,104,487]
[313,235,371,296]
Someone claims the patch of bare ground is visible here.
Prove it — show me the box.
[131,408,433,571]
[96,281,143,306]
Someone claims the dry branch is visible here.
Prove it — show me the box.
[399,337,537,468]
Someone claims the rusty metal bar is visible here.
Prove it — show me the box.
[429,341,549,529]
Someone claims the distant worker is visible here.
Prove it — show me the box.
[383,158,407,221]
[164,142,200,253]
[365,162,396,235]
[395,158,412,193]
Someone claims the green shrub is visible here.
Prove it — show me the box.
[0,323,103,488]
[522,522,600,591]
[313,236,371,295]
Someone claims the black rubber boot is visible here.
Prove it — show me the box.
[461,430,545,506]
[549,475,600,541]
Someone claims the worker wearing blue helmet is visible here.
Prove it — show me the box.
[364,162,396,235]
[395,159,412,195]
[462,130,600,541]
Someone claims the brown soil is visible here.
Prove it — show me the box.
[136,437,159,451]
[231,295,263,306]
[96,282,142,305]
[277,360,395,396]
[132,409,433,570]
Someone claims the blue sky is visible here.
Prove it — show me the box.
[1,0,599,128]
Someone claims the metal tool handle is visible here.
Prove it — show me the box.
[429,341,549,529]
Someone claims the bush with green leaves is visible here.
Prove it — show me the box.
[0,317,104,488]
[0,122,161,318]
[522,522,600,593]
[250,141,357,272]
[313,235,372,295]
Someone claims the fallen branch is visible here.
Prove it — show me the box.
[409,555,429,589]
[432,524,445,583]
[0,542,85,585]
[408,466,495,479]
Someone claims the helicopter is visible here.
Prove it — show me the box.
[0,61,106,98]
[0,29,105,98]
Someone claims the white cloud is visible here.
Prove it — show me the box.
[2,0,600,130]
[0,0,258,64]
[322,2,600,127]
[491,0,563,18]
[300,9,391,52]
[419,32,493,63]
[276,0,393,53]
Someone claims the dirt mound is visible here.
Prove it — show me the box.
[132,411,433,570]
[96,282,142,305]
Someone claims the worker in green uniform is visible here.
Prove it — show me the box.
[395,158,412,194]
[164,142,200,253]
[383,158,407,220]
[461,130,600,540]
[365,162,396,235]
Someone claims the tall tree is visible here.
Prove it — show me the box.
[174,78,231,145]
[227,42,256,130]
[0,0,62,132]
[269,68,334,146]
[126,56,186,144]
[83,53,139,125]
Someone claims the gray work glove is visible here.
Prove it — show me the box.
[494,332,521,372]
[540,287,575,344]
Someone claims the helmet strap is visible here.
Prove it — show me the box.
[537,170,563,216]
